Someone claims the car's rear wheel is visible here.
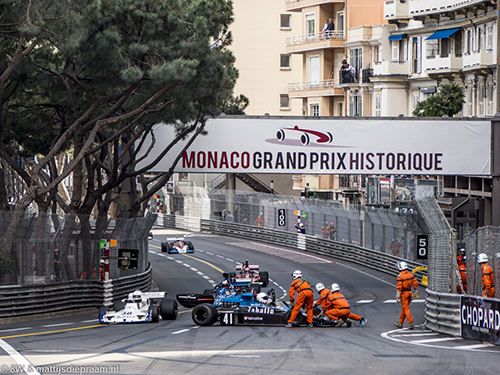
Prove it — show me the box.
[259,271,269,287]
[161,242,168,253]
[112,301,125,312]
[160,298,178,320]
[285,310,304,327]
[150,304,159,323]
[167,242,173,253]
[186,241,194,250]
[192,304,218,326]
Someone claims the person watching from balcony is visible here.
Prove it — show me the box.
[327,19,335,39]
[322,19,329,37]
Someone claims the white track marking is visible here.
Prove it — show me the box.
[0,339,41,375]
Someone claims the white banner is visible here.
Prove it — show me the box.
[137,117,491,175]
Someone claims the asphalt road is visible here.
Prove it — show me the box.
[0,230,499,375]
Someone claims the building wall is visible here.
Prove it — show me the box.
[230,0,303,116]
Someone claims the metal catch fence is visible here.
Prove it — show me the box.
[0,211,156,286]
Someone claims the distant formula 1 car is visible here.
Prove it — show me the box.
[99,290,178,323]
[229,259,269,287]
[161,236,194,254]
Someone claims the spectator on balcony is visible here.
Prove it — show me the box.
[327,19,335,39]
[322,19,329,38]
[341,60,356,83]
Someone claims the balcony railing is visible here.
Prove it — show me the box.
[339,69,358,84]
[362,69,373,83]
[288,79,337,91]
[286,31,344,46]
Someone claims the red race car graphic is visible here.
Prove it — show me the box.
[276,125,333,146]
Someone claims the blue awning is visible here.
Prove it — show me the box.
[425,28,460,40]
[389,34,405,41]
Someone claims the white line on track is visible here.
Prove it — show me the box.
[41,323,73,328]
[0,339,41,375]
[0,327,31,333]
[356,300,374,304]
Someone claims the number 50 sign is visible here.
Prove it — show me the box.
[416,235,428,260]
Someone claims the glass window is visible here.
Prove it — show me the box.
[280,14,291,29]
[280,54,290,69]
[310,104,319,116]
[306,14,315,36]
[375,95,380,117]
[426,39,438,58]
[349,93,362,116]
[280,94,290,109]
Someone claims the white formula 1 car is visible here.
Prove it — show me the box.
[99,290,178,323]
[161,236,194,254]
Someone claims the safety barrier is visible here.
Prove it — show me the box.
[424,289,461,336]
[0,264,152,320]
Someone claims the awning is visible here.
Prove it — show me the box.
[425,28,460,40]
[389,34,405,41]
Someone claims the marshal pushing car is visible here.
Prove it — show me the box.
[99,290,178,323]
[161,236,194,254]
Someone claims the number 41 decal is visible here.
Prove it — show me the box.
[221,313,234,325]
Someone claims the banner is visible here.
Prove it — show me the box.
[461,296,500,345]
[137,117,491,175]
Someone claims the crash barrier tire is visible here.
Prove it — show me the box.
[0,263,152,320]
[259,271,269,287]
[151,304,159,323]
[192,303,218,326]
[160,298,178,320]
[285,309,304,327]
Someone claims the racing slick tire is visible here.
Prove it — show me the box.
[99,306,107,321]
[258,271,269,287]
[160,298,178,320]
[112,301,125,312]
[203,288,214,296]
[186,241,194,250]
[285,310,304,327]
[192,303,218,326]
[161,242,168,253]
[150,304,159,323]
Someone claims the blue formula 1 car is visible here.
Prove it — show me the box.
[177,284,332,327]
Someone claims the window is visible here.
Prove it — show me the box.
[466,30,472,54]
[349,92,362,116]
[280,14,291,29]
[306,14,315,36]
[412,37,421,73]
[452,32,462,57]
[280,94,290,110]
[439,38,449,57]
[280,54,290,69]
[426,39,438,58]
[310,104,319,116]
[310,55,319,85]
[486,23,493,51]
[374,46,380,63]
[391,39,407,62]
[375,95,380,117]
[337,102,343,117]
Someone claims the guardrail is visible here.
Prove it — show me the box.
[425,289,461,336]
[164,214,464,335]
[0,264,152,321]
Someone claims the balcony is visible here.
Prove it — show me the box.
[285,0,345,12]
[286,31,345,54]
[424,54,463,75]
[384,1,410,23]
[409,0,491,20]
[462,49,495,71]
[288,79,344,98]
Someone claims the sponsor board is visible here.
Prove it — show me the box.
[137,117,491,176]
[461,296,500,345]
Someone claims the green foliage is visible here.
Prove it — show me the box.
[413,82,465,117]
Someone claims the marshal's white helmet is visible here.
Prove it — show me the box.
[397,261,408,271]
[291,270,302,280]
[477,253,489,263]
[256,292,269,304]
[330,283,340,292]
[315,283,325,293]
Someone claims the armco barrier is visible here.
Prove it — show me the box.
[165,214,467,336]
[0,263,152,320]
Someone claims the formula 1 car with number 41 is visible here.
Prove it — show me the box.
[99,290,178,323]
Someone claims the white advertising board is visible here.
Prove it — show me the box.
[137,117,491,176]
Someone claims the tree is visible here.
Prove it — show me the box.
[0,0,242,279]
[413,82,464,117]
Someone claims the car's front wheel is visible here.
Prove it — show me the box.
[160,298,178,320]
[150,304,159,323]
[192,304,218,326]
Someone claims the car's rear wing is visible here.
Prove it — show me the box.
[235,265,259,270]
[142,292,166,300]
[176,293,215,308]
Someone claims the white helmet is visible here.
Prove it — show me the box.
[291,270,302,280]
[330,283,340,292]
[477,253,488,263]
[315,283,325,293]
[132,290,142,301]
[256,292,269,304]
[397,261,408,271]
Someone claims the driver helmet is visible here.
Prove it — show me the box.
[477,253,488,263]
[397,261,408,271]
[132,290,142,302]
[256,292,269,304]
[221,280,229,288]
[315,283,325,293]
[244,266,251,273]
[291,270,302,280]
[330,283,340,292]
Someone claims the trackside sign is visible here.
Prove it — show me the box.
[137,117,491,175]
[461,296,500,345]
